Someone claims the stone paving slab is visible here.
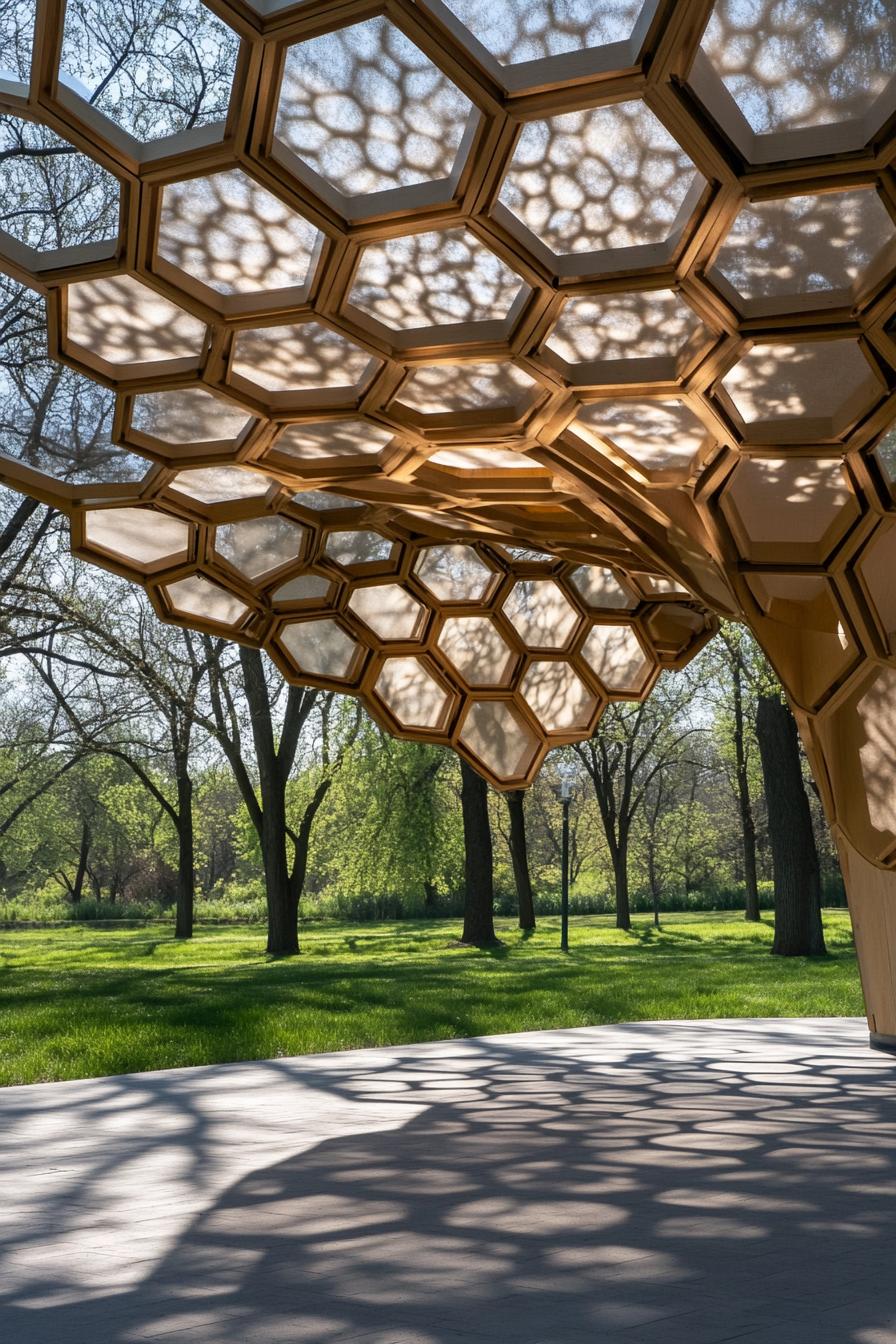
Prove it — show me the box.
[1,1018,895,1343]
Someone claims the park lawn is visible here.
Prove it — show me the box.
[0,911,863,1086]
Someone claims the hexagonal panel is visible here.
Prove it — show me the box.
[581,623,650,693]
[458,699,540,783]
[426,446,544,473]
[280,618,360,680]
[157,169,322,299]
[395,362,538,414]
[60,0,238,143]
[720,456,859,565]
[545,289,706,368]
[438,615,517,686]
[520,660,599,733]
[325,530,396,568]
[502,579,579,649]
[569,565,638,610]
[292,491,366,513]
[857,522,896,650]
[0,117,118,257]
[720,340,881,439]
[747,574,855,708]
[131,388,254,447]
[271,574,333,605]
[348,583,427,641]
[698,0,896,155]
[710,190,896,313]
[414,544,494,601]
[169,466,273,505]
[498,101,703,263]
[0,4,32,80]
[348,228,526,333]
[428,0,648,68]
[83,506,192,569]
[273,16,475,207]
[375,656,452,730]
[65,275,207,369]
[272,419,396,462]
[215,516,306,579]
[573,399,713,478]
[163,574,249,628]
[231,322,377,395]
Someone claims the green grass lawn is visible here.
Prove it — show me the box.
[0,911,863,1086]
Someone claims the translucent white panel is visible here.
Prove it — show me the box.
[271,574,333,604]
[459,700,540,781]
[66,276,207,366]
[0,117,118,251]
[275,420,395,460]
[60,0,238,142]
[499,101,701,256]
[581,623,650,692]
[712,191,896,302]
[569,565,637,610]
[634,574,690,596]
[375,657,450,729]
[438,616,516,685]
[84,507,191,566]
[397,362,537,413]
[325,530,395,567]
[274,17,473,198]
[700,0,896,135]
[502,579,579,648]
[158,169,321,296]
[546,290,703,363]
[280,619,359,679]
[348,584,426,641]
[164,574,248,627]
[292,491,365,511]
[429,447,540,471]
[215,516,305,578]
[436,0,646,64]
[231,322,376,393]
[350,229,524,330]
[414,544,493,601]
[575,399,710,473]
[721,341,879,425]
[131,388,253,445]
[0,1,33,80]
[521,660,598,732]
[169,467,272,504]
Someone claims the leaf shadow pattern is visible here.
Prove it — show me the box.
[1,1018,895,1343]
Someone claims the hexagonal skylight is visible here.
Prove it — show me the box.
[273,16,476,210]
[498,101,703,264]
[230,322,377,395]
[0,116,118,256]
[545,290,706,368]
[215,516,305,579]
[65,275,207,369]
[157,169,322,299]
[415,545,494,602]
[395,362,538,415]
[59,0,238,143]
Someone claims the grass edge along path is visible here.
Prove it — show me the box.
[0,911,861,1086]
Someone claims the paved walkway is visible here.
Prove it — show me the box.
[1,1018,895,1344]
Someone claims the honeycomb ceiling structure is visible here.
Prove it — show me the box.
[0,0,895,825]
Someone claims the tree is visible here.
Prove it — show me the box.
[459,759,497,947]
[574,675,700,929]
[755,690,826,957]
[713,626,762,921]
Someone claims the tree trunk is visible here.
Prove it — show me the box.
[731,655,761,921]
[174,768,194,940]
[71,821,90,905]
[505,789,536,930]
[459,759,497,947]
[288,779,331,929]
[755,694,826,957]
[647,843,661,928]
[612,840,632,931]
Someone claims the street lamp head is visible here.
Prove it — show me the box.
[560,777,574,802]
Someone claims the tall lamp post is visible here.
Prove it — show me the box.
[553,772,574,952]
